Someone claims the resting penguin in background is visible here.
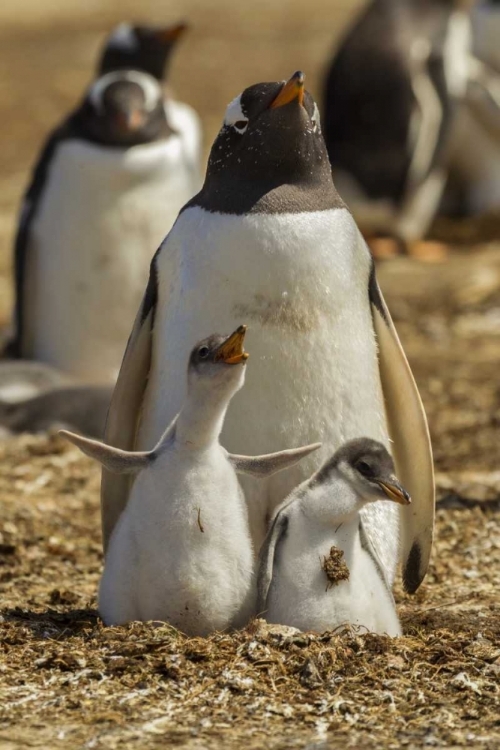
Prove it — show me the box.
[61,326,320,632]
[0,386,112,440]
[258,439,410,636]
[102,72,434,595]
[6,53,201,382]
[322,0,479,251]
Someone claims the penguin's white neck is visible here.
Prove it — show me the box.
[175,376,242,449]
[300,476,368,529]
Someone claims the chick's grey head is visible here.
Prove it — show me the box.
[98,22,188,80]
[192,71,338,214]
[78,71,169,147]
[187,325,249,394]
[316,438,411,506]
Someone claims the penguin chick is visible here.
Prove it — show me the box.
[258,438,411,637]
[60,326,320,634]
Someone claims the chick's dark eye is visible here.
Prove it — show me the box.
[233,120,248,131]
[198,346,210,359]
[356,460,374,478]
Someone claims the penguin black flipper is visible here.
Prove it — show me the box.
[101,255,158,551]
[7,119,79,357]
[256,509,289,616]
[368,261,435,594]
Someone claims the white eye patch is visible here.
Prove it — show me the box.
[311,102,321,133]
[89,71,161,112]
[223,94,249,134]
[107,22,138,51]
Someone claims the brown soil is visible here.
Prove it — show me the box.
[1,2,500,748]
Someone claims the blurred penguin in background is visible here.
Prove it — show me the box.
[445,0,500,217]
[97,22,201,177]
[323,0,481,257]
[6,22,201,384]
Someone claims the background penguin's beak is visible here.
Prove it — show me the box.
[154,22,188,43]
[114,108,146,133]
[215,325,249,365]
[270,71,305,109]
[377,477,412,505]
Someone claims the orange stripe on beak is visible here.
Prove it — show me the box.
[270,71,305,109]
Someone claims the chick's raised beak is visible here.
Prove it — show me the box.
[215,325,249,365]
[270,71,305,109]
[378,477,411,506]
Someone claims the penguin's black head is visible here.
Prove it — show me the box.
[314,438,411,506]
[78,71,169,147]
[98,22,188,80]
[189,72,340,214]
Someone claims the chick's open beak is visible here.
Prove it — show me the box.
[270,71,305,109]
[215,325,249,365]
[378,477,411,505]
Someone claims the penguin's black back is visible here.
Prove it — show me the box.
[323,0,453,204]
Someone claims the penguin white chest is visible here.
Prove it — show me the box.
[142,206,387,461]
[26,137,195,382]
[98,445,254,633]
[139,206,396,573]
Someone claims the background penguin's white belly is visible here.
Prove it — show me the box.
[26,137,195,383]
[140,206,398,573]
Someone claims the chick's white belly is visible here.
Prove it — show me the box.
[25,140,194,383]
[266,543,399,636]
[98,455,254,634]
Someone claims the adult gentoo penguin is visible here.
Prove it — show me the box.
[97,22,188,80]
[7,66,200,382]
[323,0,478,246]
[97,21,201,184]
[62,326,319,631]
[258,439,409,636]
[103,72,434,594]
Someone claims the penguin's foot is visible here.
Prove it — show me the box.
[406,240,449,263]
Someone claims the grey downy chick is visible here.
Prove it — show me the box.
[61,326,320,634]
[258,438,411,637]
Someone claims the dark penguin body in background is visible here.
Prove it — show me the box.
[7,23,201,383]
[323,0,476,243]
[102,73,434,595]
[445,0,500,215]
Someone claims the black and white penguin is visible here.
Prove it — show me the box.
[97,21,201,183]
[97,22,188,80]
[7,64,201,382]
[102,73,434,594]
[444,0,500,215]
[322,0,478,245]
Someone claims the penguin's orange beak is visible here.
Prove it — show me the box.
[114,109,146,132]
[378,478,411,505]
[215,325,249,365]
[270,71,305,109]
[154,22,188,43]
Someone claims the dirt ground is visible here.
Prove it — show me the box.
[1,1,500,749]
